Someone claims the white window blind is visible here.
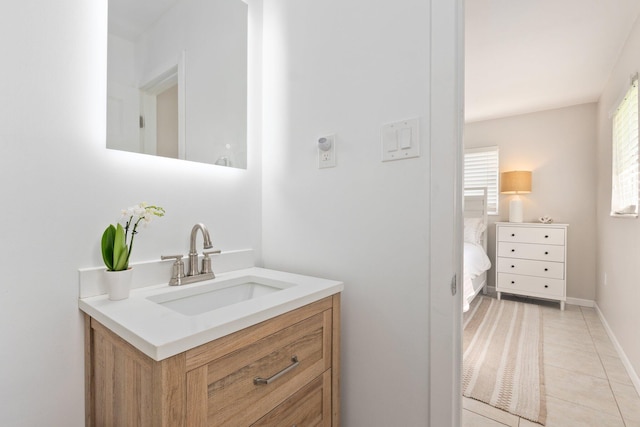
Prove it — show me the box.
[464,146,499,215]
[611,79,639,216]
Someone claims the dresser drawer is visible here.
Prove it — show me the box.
[497,257,564,279]
[497,226,565,245]
[497,273,565,298]
[252,370,331,427]
[186,310,332,426]
[498,242,565,262]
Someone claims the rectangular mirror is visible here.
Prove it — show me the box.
[107,0,248,168]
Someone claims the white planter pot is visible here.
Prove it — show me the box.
[105,268,133,301]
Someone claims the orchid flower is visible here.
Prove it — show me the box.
[102,203,165,271]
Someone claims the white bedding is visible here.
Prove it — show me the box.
[463,242,491,312]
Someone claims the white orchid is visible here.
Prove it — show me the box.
[102,202,165,271]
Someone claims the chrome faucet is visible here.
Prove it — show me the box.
[161,223,220,286]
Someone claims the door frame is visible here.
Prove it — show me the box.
[429,0,464,425]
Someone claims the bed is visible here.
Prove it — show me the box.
[463,188,492,312]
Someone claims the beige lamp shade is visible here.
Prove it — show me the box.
[500,171,532,194]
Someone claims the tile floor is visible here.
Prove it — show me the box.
[463,294,640,427]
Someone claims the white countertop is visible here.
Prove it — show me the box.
[78,267,343,361]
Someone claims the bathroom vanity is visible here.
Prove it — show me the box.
[80,267,342,426]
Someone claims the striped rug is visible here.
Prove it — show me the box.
[463,297,546,425]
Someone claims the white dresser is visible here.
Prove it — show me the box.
[495,222,568,310]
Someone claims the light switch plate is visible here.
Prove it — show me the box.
[381,118,420,162]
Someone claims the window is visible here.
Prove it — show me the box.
[611,79,639,216]
[464,146,499,215]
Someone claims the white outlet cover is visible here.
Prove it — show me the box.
[318,134,336,168]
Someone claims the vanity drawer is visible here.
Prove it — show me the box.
[497,257,564,279]
[498,242,565,262]
[185,309,332,426]
[497,273,565,298]
[497,226,565,245]
[252,370,331,427]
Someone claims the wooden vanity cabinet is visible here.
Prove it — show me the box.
[84,294,340,427]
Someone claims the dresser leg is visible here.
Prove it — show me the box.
[560,301,565,311]
[497,292,501,300]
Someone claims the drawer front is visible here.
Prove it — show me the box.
[498,242,565,262]
[498,226,565,245]
[186,310,332,426]
[498,273,565,298]
[497,257,564,279]
[252,370,331,427]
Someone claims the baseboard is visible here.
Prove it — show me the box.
[594,303,640,396]
[566,297,595,307]
[486,287,594,308]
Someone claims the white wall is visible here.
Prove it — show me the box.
[596,13,640,385]
[261,0,434,424]
[465,103,598,301]
[0,1,261,425]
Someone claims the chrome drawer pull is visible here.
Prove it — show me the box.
[254,356,299,385]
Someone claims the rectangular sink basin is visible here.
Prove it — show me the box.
[147,277,293,316]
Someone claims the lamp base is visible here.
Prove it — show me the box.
[509,197,523,222]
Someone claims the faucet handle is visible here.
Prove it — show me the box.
[161,254,185,286]
[161,254,183,261]
[201,250,221,275]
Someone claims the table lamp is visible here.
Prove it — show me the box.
[500,171,532,222]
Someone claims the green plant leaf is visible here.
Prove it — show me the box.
[101,225,115,271]
[113,223,129,271]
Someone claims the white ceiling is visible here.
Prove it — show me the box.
[465,0,640,122]
[108,0,182,41]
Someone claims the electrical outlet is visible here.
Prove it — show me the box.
[318,135,336,168]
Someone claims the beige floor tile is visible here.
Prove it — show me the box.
[544,365,620,416]
[580,306,600,317]
[584,316,605,328]
[543,315,589,331]
[463,409,511,426]
[610,380,640,424]
[535,395,625,427]
[544,321,590,338]
[462,397,519,427]
[583,313,605,328]
[582,311,601,323]
[543,324,597,353]
[592,334,619,357]
[543,344,607,379]
[601,354,634,386]
[543,304,583,317]
[585,323,608,339]
[588,327,611,342]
